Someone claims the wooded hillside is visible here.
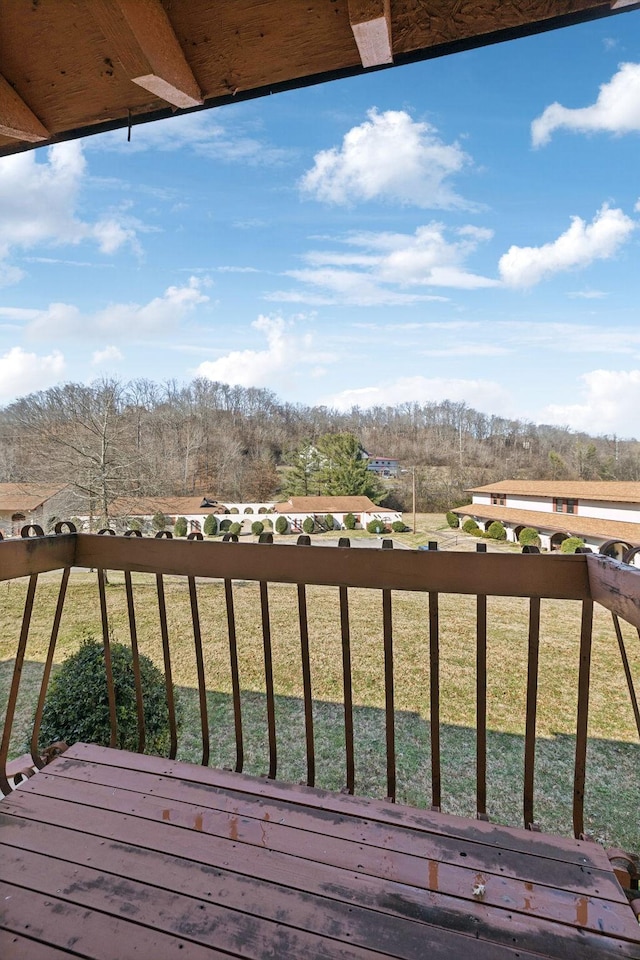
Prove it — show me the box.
[1,377,638,515]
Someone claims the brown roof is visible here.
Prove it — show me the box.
[0,483,67,512]
[453,503,640,545]
[468,481,640,504]
[274,496,381,514]
[109,496,225,517]
[0,2,632,158]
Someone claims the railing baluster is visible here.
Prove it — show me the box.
[155,572,178,759]
[338,538,355,794]
[382,540,396,802]
[523,597,541,829]
[296,536,315,787]
[124,570,146,753]
[224,579,244,773]
[476,589,487,819]
[260,579,277,779]
[428,542,441,811]
[611,613,640,740]
[573,599,594,838]
[31,568,71,766]
[97,568,117,750]
[188,576,210,766]
[0,574,38,796]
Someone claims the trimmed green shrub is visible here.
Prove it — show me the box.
[251,520,264,536]
[219,518,232,532]
[391,520,409,532]
[173,516,188,538]
[229,522,242,535]
[262,518,273,531]
[152,511,170,532]
[244,507,253,514]
[275,516,288,534]
[445,511,460,529]
[302,516,315,534]
[367,518,385,534]
[560,536,585,554]
[324,514,335,530]
[487,520,507,541]
[462,518,479,534]
[518,527,541,547]
[128,518,142,532]
[344,513,357,530]
[203,514,217,536]
[38,637,177,755]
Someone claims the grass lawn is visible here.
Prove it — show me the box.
[1,516,639,851]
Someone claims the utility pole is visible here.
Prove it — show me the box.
[412,466,416,535]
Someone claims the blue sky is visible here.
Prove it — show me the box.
[1,12,640,437]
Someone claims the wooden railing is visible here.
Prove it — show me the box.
[1,528,639,844]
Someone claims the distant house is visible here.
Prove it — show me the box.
[273,495,401,532]
[0,483,75,537]
[453,480,640,557]
[363,454,399,478]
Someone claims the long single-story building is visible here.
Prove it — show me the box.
[273,496,402,533]
[453,480,640,558]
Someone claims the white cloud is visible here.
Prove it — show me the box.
[567,289,607,300]
[0,142,141,282]
[194,314,329,389]
[532,62,640,147]
[541,370,640,438]
[299,109,471,209]
[498,205,635,288]
[325,376,510,413]
[91,113,288,165]
[91,345,124,366]
[0,347,65,400]
[270,223,497,305]
[24,276,208,340]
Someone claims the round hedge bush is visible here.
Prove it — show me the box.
[173,516,188,538]
[343,513,357,530]
[262,518,273,531]
[367,518,385,534]
[203,514,217,536]
[445,511,460,529]
[560,536,585,554]
[391,520,408,533]
[324,514,335,530]
[487,520,507,541]
[462,518,479,534]
[302,516,315,534]
[251,520,264,536]
[38,638,176,755]
[518,527,541,547]
[275,516,288,534]
[229,522,242,535]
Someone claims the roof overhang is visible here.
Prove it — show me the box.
[1,0,639,157]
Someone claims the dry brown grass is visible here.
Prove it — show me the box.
[1,527,639,851]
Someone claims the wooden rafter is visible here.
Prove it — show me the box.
[90,0,203,109]
[348,0,393,68]
[0,73,49,142]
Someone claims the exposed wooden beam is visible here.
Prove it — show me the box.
[90,0,203,109]
[0,74,49,142]
[611,1,639,9]
[348,0,393,68]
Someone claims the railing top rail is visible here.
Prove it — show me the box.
[587,553,640,629]
[0,531,597,599]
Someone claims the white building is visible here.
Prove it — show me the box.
[453,481,640,558]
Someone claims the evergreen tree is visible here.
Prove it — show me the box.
[282,441,322,496]
[316,433,385,502]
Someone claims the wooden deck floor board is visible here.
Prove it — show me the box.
[66,742,615,870]
[9,770,632,937]
[1,745,638,960]
[0,812,630,960]
[41,755,627,903]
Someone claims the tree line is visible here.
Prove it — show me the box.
[1,377,638,521]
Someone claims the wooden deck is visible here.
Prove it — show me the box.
[1,744,638,959]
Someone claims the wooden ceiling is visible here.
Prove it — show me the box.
[0,0,638,157]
